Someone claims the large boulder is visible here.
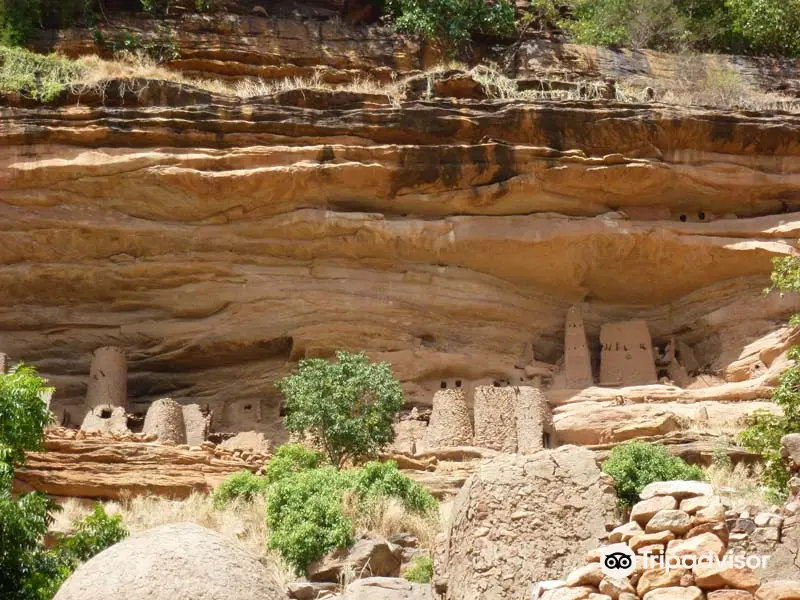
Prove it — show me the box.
[54,522,288,600]
[338,577,434,599]
[782,434,800,471]
[443,446,617,600]
[308,539,402,582]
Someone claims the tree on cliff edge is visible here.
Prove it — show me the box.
[276,351,404,468]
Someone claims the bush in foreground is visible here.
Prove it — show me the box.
[263,458,436,573]
[0,365,125,599]
[602,441,706,506]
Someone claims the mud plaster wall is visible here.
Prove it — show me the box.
[80,405,129,435]
[85,346,127,410]
[599,320,658,386]
[564,306,594,388]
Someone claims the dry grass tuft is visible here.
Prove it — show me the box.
[73,52,405,101]
[6,44,798,112]
[706,462,773,511]
[342,493,441,550]
[51,493,294,587]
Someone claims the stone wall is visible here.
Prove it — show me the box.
[473,387,517,452]
[516,386,555,453]
[426,385,555,454]
[143,398,188,444]
[423,389,473,448]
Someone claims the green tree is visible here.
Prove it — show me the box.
[602,441,706,506]
[0,364,53,466]
[0,365,58,600]
[565,0,688,49]
[0,0,40,46]
[726,0,800,57]
[384,0,516,49]
[0,365,125,599]
[276,351,404,468]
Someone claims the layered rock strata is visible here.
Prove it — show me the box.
[2,88,799,437]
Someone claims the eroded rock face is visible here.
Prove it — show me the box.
[443,446,617,600]
[54,522,288,600]
[14,430,257,499]
[1,86,799,433]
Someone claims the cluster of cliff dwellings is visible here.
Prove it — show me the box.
[25,304,720,457]
[44,346,212,446]
[400,305,709,455]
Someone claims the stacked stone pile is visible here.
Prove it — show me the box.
[538,481,800,600]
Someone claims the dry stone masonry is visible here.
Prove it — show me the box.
[424,389,474,448]
[426,385,555,453]
[537,480,800,600]
[143,398,188,445]
[444,446,618,600]
[473,386,518,452]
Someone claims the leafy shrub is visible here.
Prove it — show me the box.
[139,0,172,15]
[602,441,706,506]
[213,470,269,508]
[403,555,433,583]
[0,489,60,600]
[384,0,516,48]
[56,505,128,564]
[277,351,404,468]
[354,461,437,515]
[263,443,324,485]
[565,0,687,50]
[266,466,356,573]
[0,0,40,46]
[727,0,800,57]
[0,46,84,102]
[266,460,437,573]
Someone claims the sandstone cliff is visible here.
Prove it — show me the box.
[2,9,800,449]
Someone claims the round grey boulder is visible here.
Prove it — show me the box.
[54,522,288,600]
